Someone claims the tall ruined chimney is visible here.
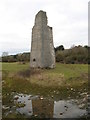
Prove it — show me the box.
[30,10,55,68]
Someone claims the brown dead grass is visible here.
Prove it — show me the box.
[29,72,65,87]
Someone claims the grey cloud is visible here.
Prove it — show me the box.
[0,0,88,55]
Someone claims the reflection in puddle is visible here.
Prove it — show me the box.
[13,94,87,118]
[54,100,86,118]
[32,99,54,118]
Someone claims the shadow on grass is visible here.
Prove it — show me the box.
[17,68,43,78]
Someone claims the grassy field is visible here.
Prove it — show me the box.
[2,62,88,95]
[2,62,88,118]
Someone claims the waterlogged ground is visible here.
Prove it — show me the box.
[2,91,88,118]
[2,62,88,119]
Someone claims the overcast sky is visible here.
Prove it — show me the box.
[0,0,88,55]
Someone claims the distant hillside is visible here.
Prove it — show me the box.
[2,45,89,64]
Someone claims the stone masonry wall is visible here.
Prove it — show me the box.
[30,10,55,68]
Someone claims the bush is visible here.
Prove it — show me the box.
[55,45,88,64]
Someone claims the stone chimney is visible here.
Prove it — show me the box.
[30,10,55,68]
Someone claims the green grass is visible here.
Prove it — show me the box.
[2,62,88,118]
[2,62,30,73]
[2,62,88,93]
[2,62,88,88]
[45,63,88,79]
[2,62,88,79]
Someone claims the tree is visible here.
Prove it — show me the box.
[2,52,8,57]
[55,45,64,52]
[56,51,64,62]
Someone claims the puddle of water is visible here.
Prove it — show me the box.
[54,100,86,118]
[12,93,87,118]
